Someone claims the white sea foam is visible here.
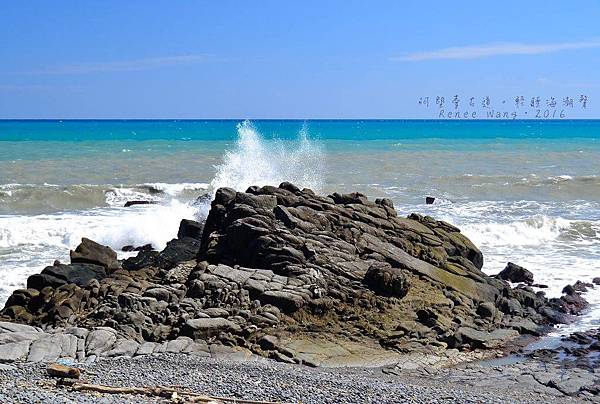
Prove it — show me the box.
[0,201,196,252]
[210,120,324,194]
[0,200,197,302]
[462,215,572,248]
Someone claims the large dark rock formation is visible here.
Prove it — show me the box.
[0,183,587,362]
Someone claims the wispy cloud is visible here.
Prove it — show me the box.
[393,40,600,62]
[16,54,214,75]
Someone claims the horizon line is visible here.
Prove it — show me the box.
[1,118,599,122]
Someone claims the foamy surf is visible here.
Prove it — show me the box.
[0,200,198,303]
[406,200,600,334]
[210,120,324,194]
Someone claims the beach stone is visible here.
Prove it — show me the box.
[509,317,541,335]
[156,237,202,269]
[85,328,117,355]
[166,337,193,353]
[27,334,77,362]
[259,335,279,350]
[135,342,157,356]
[103,339,139,357]
[476,302,496,318]
[363,263,410,297]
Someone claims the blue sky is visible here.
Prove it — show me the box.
[1,1,599,119]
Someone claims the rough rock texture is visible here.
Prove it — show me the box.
[70,238,120,271]
[0,184,589,367]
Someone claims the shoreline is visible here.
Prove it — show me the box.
[0,351,592,403]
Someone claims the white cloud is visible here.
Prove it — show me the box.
[393,40,600,62]
[20,54,213,74]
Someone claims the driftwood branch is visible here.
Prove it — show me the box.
[57,379,287,404]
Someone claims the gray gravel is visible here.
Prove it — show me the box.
[0,353,583,403]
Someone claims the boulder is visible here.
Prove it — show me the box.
[496,262,534,285]
[177,219,204,240]
[181,318,241,340]
[85,328,117,355]
[70,238,119,271]
[363,263,410,297]
[156,238,202,269]
[27,263,107,290]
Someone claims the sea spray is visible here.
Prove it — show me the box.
[210,120,324,195]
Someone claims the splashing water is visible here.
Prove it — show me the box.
[210,120,324,194]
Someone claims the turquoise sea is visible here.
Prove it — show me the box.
[1,119,599,333]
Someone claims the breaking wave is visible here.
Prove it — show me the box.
[210,120,324,194]
[0,183,209,215]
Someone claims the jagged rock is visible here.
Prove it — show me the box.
[26,263,107,290]
[156,238,202,269]
[70,238,119,271]
[259,291,305,313]
[496,262,534,285]
[178,219,204,240]
[122,250,161,271]
[103,339,140,357]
